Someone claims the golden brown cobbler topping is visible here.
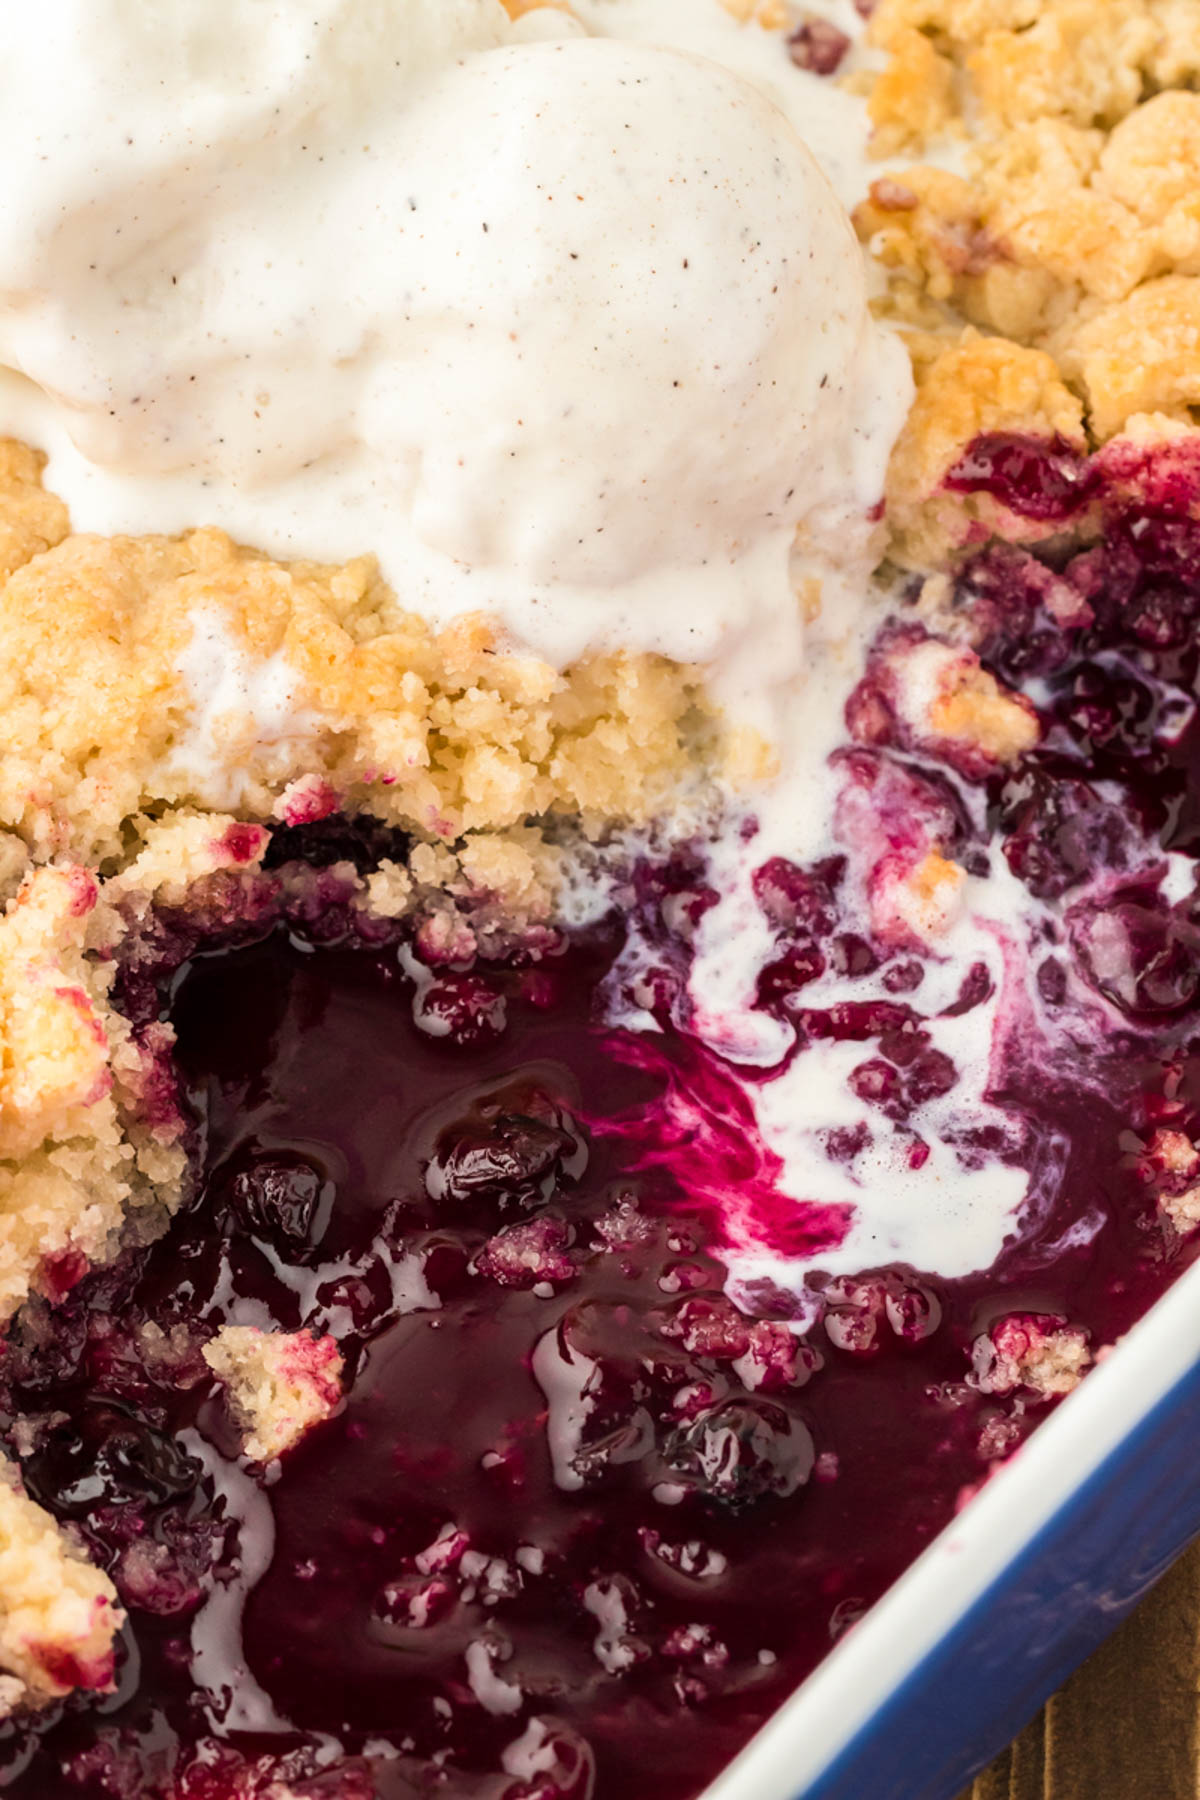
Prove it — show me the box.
[856,6,1200,562]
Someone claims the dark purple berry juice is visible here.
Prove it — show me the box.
[5,439,1200,1800]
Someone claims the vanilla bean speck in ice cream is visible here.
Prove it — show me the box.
[0,0,908,732]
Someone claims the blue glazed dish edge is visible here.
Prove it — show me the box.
[702,1255,1200,1800]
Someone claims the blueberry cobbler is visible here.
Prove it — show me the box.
[3,0,1200,1795]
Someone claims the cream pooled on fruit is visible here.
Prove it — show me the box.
[0,0,908,734]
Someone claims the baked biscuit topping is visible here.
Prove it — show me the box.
[202,1327,344,1463]
[855,13,1200,567]
[0,1468,122,1717]
[0,498,707,869]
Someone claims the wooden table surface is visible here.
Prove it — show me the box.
[960,1539,1200,1799]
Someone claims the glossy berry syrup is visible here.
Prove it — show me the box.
[6,439,1200,1798]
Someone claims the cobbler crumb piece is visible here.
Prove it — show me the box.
[863,22,957,154]
[0,1460,123,1712]
[970,1313,1091,1398]
[903,639,1040,767]
[1142,1127,1200,1231]
[858,49,1200,504]
[1054,275,1200,441]
[0,505,708,867]
[203,1325,345,1462]
[1162,1187,1200,1232]
[136,1320,210,1388]
[854,631,1040,775]
[0,439,68,580]
[976,1407,1026,1464]
[867,0,1200,145]
[272,774,340,827]
[99,809,270,917]
[872,850,967,946]
[1144,1128,1200,1179]
[363,859,414,921]
[0,867,109,1164]
[720,0,795,26]
[0,864,186,1323]
[473,1216,578,1288]
[878,332,1087,566]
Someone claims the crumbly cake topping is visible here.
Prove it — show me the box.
[0,479,708,869]
[879,332,1088,566]
[0,440,68,582]
[1142,1129,1200,1232]
[203,1326,344,1463]
[857,13,1200,564]
[970,1313,1092,1398]
[858,99,1200,366]
[0,1463,122,1715]
[856,631,1041,768]
[0,864,187,1326]
[719,0,792,24]
[866,0,1200,146]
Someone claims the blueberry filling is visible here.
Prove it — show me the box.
[6,441,1200,1798]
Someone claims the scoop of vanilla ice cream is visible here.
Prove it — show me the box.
[369,43,904,623]
[0,0,910,732]
[0,0,517,481]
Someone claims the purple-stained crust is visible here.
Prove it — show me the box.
[944,432,1100,524]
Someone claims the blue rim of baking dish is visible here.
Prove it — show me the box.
[805,1339,1200,1800]
[704,1257,1200,1800]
